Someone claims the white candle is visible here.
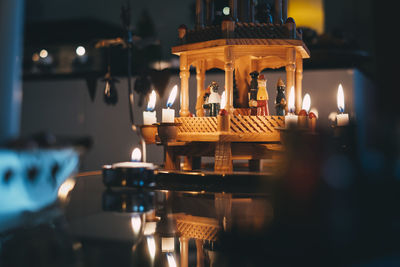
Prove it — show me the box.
[162,108,175,123]
[143,111,157,125]
[162,85,178,123]
[285,86,298,128]
[143,90,157,125]
[285,114,298,128]
[336,113,349,126]
[336,84,349,126]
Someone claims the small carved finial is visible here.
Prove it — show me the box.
[285,17,296,39]
[178,24,187,39]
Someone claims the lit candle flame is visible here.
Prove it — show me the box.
[131,215,142,235]
[147,236,156,260]
[131,148,142,162]
[302,93,311,112]
[288,86,295,113]
[220,91,226,109]
[166,85,178,108]
[147,90,157,111]
[337,84,345,113]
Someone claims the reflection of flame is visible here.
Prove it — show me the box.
[166,85,178,108]
[288,86,295,113]
[302,93,311,112]
[131,215,142,235]
[167,253,177,267]
[310,107,319,118]
[337,84,345,113]
[147,90,157,111]
[147,236,156,260]
[221,91,226,109]
[131,148,141,162]
[58,178,76,201]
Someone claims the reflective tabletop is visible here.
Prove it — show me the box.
[1,169,400,267]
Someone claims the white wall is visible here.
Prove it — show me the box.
[21,68,361,171]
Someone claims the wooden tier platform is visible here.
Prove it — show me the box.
[161,115,284,172]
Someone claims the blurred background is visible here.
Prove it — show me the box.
[3,0,397,173]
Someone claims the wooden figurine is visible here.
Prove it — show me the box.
[202,85,211,117]
[275,78,286,116]
[256,74,269,115]
[208,82,221,117]
[203,82,220,117]
[248,71,259,115]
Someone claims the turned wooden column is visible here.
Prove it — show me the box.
[195,239,205,267]
[196,0,205,28]
[205,0,214,25]
[295,56,303,114]
[229,0,237,21]
[285,47,296,113]
[196,60,206,117]
[224,46,234,115]
[249,0,255,22]
[180,53,190,117]
[180,237,189,267]
[274,0,282,24]
[282,0,288,22]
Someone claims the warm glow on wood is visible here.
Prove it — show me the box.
[288,86,295,113]
[220,91,226,109]
[288,0,324,34]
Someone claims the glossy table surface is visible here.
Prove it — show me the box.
[1,169,400,267]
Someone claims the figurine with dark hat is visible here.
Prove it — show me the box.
[275,78,287,115]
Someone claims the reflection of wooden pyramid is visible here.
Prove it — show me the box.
[170,213,220,267]
[172,213,220,241]
[165,0,310,172]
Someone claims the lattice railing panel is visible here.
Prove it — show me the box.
[176,221,219,241]
[176,115,284,135]
[175,117,218,133]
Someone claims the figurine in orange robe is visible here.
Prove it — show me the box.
[256,74,269,115]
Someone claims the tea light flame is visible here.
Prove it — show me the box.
[288,86,295,113]
[147,90,157,111]
[131,148,142,162]
[337,84,345,113]
[166,85,178,108]
[302,93,311,112]
[221,91,226,109]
